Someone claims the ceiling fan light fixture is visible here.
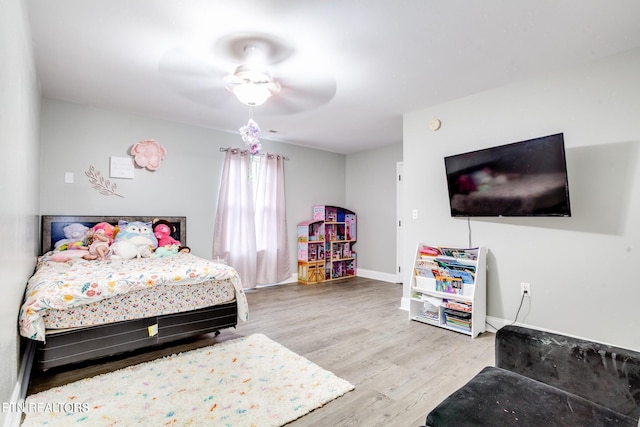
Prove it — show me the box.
[231,82,273,106]
[225,62,281,107]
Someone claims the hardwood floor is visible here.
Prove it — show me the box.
[27,277,495,426]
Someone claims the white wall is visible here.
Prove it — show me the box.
[346,143,402,280]
[39,99,346,277]
[403,48,640,351]
[0,0,41,423]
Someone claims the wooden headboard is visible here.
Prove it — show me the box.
[41,215,187,254]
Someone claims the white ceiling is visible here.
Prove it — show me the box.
[27,0,640,154]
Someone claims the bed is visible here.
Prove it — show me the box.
[20,215,248,371]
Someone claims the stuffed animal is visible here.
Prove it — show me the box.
[152,219,181,247]
[152,245,179,258]
[53,223,89,250]
[113,220,157,257]
[83,222,115,260]
[108,241,139,260]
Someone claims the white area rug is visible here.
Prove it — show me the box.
[22,334,354,426]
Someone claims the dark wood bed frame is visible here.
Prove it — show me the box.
[27,215,238,371]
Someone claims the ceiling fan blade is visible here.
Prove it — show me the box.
[258,73,337,115]
[158,46,222,78]
[158,46,232,109]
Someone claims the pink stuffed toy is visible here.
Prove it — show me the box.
[152,219,181,248]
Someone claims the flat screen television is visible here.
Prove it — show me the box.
[444,133,571,217]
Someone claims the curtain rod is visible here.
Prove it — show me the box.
[219,147,289,160]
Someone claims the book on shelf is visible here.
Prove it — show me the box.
[415,258,439,278]
[416,257,437,265]
[444,308,472,330]
[449,269,475,284]
[419,245,441,257]
[415,266,437,278]
[419,311,440,322]
[418,246,479,261]
[438,247,479,261]
[435,257,476,271]
[445,318,471,331]
[434,258,476,284]
[444,300,472,312]
[435,276,463,294]
[416,258,439,268]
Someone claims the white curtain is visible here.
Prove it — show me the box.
[213,150,291,289]
[213,150,257,287]
[254,154,291,284]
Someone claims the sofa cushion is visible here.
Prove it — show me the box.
[425,366,636,427]
[496,325,640,419]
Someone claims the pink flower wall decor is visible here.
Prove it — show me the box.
[130,139,166,171]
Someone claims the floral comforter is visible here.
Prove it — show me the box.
[19,252,248,342]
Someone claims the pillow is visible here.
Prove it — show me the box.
[48,250,89,262]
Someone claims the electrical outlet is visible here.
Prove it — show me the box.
[520,282,531,296]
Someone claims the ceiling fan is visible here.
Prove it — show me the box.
[159,32,336,115]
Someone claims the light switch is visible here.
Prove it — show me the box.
[64,172,74,184]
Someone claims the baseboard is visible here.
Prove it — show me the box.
[254,273,298,289]
[3,340,35,427]
[485,316,511,333]
[3,383,22,427]
[356,268,398,283]
[485,316,551,333]
[259,270,398,288]
[400,296,410,311]
[280,273,298,284]
[484,317,576,336]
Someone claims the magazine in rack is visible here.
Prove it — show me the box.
[415,246,478,296]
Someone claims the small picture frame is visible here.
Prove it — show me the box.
[109,156,135,179]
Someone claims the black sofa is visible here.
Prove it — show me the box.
[425,325,640,426]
